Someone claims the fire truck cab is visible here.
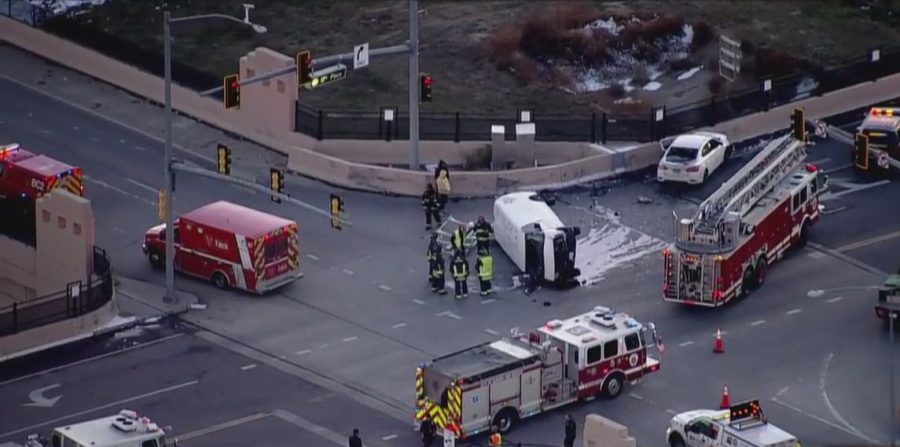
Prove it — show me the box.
[666,400,800,447]
[853,107,900,171]
[0,143,84,200]
[415,306,662,438]
[25,409,169,447]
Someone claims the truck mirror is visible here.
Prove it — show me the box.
[573,227,581,237]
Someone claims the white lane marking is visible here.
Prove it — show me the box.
[382,434,399,441]
[481,298,496,304]
[818,353,876,442]
[72,125,78,130]
[837,229,900,252]
[437,311,462,320]
[412,299,426,305]
[0,380,198,438]
[342,269,354,276]
[392,322,407,329]
[678,341,694,347]
[0,333,185,387]
[172,412,269,443]
[119,139,126,144]
[750,319,767,326]
[91,137,101,142]
[665,409,677,415]
[271,408,353,446]
[0,75,217,164]
[305,254,320,261]
[808,157,831,165]
[628,392,643,400]
[485,329,499,335]
[771,397,875,443]
[133,145,147,151]
[807,251,826,259]
[295,349,312,356]
[83,175,155,207]
[786,308,803,315]
[126,178,157,194]
[821,206,847,216]
[240,364,257,371]
[826,296,844,303]
[342,336,358,343]
[40,129,52,135]
[379,284,392,291]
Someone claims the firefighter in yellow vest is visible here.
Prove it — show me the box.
[451,223,469,257]
[488,426,502,446]
[476,247,493,296]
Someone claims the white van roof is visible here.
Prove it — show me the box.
[494,192,564,232]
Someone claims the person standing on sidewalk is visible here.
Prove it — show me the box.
[420,415,436,447]
[564,414,577,447]
[422,183,441,231]
[476,247,493,296]
[430,251,447,295]
[348,428,362,447]
[473,215,494,253]
[435,161,451,215]
[451,251,469,299]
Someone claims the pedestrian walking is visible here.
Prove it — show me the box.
[430,251,447,295]
[348,428,362,447]
[435,161,451,214]
[473,215,494,252]
[451,251,469,299]
[422,183,441,231]
[476,247,493,296]
[488,426,502,447]
[420,415,436,447]
[564,414,577,447]
[450,223,469,257]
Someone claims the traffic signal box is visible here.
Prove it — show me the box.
[224,74,240,110]
[217,144,231,175]
[297,50,312,86]
[270,168,284,203]
[420,73,432,103]
[854,132,869,170]
[791,107,806,142]
[330,193,344,230]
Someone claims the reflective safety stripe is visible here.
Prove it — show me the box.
[478,256,493,280]
[447,385,462,433]
[236,235,253,270]
[231,263,247,289]
[286,225,299,271]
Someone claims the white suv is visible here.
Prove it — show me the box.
[658,132,732,185]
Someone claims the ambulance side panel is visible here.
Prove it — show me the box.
[519,366,542,415]
[461,386,490,434]
[493,200,526,273]
[489,369,522,417]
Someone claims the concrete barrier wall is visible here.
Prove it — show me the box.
[0,296,117,359]
[0,237,37,305]
[3,15,899,197]
[582,414,637,447]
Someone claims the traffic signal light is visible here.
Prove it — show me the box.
[157,189,167,223]
[270,168,284,203]
[330,193,344,230]
[224,74,240,110]
[297,50,312,86]
[420,73,432,103]
[791,107,806,142]
[854,132,869,170]
[217,144,231,175]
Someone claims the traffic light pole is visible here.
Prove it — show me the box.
[408,0,420,171]
[163,11,176,303]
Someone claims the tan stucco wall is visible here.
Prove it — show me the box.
[0,296,117,359]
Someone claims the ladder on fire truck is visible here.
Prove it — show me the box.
[690,134,807,240]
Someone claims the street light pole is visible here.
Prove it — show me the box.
[891,313,897,446]
[408,0,420,171]
[163,11,176,303]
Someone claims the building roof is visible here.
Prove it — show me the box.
[181,201,296,237]
[494,192,565,231]
[428,339,542,381]
[55,411,164,446]
[538,306,644,348]
[13,154,77,177]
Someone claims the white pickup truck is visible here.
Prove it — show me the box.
[666,400,800,447]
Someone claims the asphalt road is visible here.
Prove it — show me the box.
[2,67,899,447]
[0,326,417,447]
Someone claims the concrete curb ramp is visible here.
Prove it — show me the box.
[2,16,899,197]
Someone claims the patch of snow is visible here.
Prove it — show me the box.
[575,225,667,286]
[113,326,144,339]
[676,66,702,81]
[642,81,663,91]
[791,76,819,101]
[614,97,639,104]
[26,0,107,15]
[585,17,624,35]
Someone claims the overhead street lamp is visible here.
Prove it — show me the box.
[162,5,266,303]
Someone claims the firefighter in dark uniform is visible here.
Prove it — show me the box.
[473,215,494,253]
[422,184,441,231]
[426,232,441,281]
[476,247,493,296]
[564,414,577,447]
[451,223,469,256]
[430,251,447,295]
[451,251,469,299]
[420,415,436,447]
[488,426,502,447]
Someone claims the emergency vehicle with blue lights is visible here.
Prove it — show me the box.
[663,132,828,307]
[0,143,84,200]
[414,306,662,438]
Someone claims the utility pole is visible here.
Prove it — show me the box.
[163,11,176,303]
[891,313,897,446]
[408,0,420,171]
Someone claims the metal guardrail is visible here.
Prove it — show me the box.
[0,246,114,336]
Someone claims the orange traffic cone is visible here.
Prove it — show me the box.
[720,385,731,409]
[713,328,724,354]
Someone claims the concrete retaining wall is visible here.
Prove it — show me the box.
[0,296,117,359]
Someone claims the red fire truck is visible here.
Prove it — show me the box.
[415,306,663,438]
[663,133,829,306]
[142,200,301,294]
[0,143,84,199]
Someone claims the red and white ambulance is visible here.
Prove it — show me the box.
[142,200,301,293]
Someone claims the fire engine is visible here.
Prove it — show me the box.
[0,143,84,200]
[24,409,168,447]
[662,132,829,306]
[666,400,800,447]
[142,200,302,294]
[415,306,662,438]
[851,107,900,172]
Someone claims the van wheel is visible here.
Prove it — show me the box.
[211,272,229,289]
[755,259,767,287]
[668,433,686,447]
[741,267,755,297]
[492,408,518,434]
[148,250,163,269]
[602,372,625,399]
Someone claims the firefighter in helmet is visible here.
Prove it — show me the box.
[473,215,494,252]
[426,232,441,281]
[488,425,502,446]
[422,184,441,231]
[430,250,447,295]
[451,223,469,257]
[476,246,493,296]
[451,250,469,299]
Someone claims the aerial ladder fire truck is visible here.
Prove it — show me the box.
[663,110,829,306]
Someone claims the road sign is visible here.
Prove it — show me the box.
[815,120,828,138]
[443,429,455,447]
[354,42,369,69]
[307,64,348,89]
[878,151,890,169]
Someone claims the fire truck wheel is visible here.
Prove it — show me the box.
[668,433,686,447]
[211,272,229,289]
[798,223,810,247]
[741,268,755,297]
[492,408,518,434]
[755,259,767,287]
[148,250,163,269]
[602,372,625,399]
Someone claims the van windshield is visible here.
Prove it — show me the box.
[666,146,698,162]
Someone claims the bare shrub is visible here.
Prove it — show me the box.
[631,65,651,86]
[606,83,627,99]
[690,21,714,52]
[509,56,541,84]
[487,24,523,68]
